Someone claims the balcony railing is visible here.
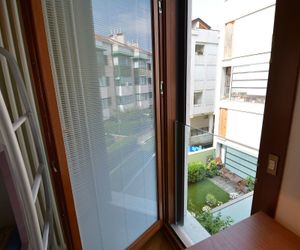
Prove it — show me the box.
[112,45,133,57]
[193,103,214,115]
[190,133,213,146]
[134,68,147,76]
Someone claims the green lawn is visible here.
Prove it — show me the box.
[188,179,230,214]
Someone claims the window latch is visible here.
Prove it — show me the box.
[158,0,163,14]
[160,81,164,95]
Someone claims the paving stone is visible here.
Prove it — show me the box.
[210,176,237,194]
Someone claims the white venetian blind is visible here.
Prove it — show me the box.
[41,0,158,249]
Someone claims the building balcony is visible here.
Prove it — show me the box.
[115,85,134,96]
[133,51,149,60]
[134,68,147,76]
[135,85,150,94]
[190,133,213,146]
[193,103,214,115]
[112,45,133,57]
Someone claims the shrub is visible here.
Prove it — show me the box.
[246,176,255,191]
[188,162,206,183]
[202,205,211,212]
[206,160,218,178]
[205,193,218,207]
[195,211,233,235]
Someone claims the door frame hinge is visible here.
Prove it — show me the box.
[160,81,164,95]
[158,0,163,14]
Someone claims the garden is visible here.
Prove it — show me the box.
[187,157,255,235]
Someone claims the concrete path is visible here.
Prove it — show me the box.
[210,176,237,194]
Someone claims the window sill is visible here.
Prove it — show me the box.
[171,211,210,247]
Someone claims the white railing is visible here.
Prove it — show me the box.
[0,1,65,248]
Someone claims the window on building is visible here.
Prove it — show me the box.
[135,76,147,85]
[116,95,135,105]
[118,55,132,66]
[140,77,147,85]
[115,76,133,86]
[139,60,147,69]
[195,44,205,55]
[194,92,203,105]
[135,93,148,101]
[224,21,234,58]
[230,64,269,103]
[104,55,108,65]
[222,67,231,99]
[106,77,110,86]
[99,76,109,87]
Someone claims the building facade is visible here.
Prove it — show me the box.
[188,18,219,148]
[95,33,153,120]
[214,0,276,177]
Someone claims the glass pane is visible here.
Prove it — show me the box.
[42,0,157,249]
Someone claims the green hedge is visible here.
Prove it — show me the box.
[206,160,218,178]
[188,162,206,183]
[188,160,219,183]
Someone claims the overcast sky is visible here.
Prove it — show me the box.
[192,0,223,30]
[91,0,223,51]
[92,0,152,50]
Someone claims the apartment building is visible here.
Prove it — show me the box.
[95,33,153,119]
[188,18,219,148]
[214,0,276,178]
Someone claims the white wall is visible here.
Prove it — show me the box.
[217,101,264,149]
[224,0,276,23]
[214,1,275,150]
[226,109,263,149]
[189,29,219,119]
[231,6,275,58]
[275,69,300,236]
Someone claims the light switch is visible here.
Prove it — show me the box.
[267,154,279,175]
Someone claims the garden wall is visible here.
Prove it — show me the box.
[188,148,215,164]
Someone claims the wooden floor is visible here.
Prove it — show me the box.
[141,230,175,250]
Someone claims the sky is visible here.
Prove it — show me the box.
[192,0,223,30]
[91,0,223,51]
[92,0,152,51]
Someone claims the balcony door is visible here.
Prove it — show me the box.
[21,0,162,249]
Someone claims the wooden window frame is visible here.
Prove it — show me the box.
[162,0,300,248]
[20,0,166,249]
[18,0,300,249]
[19,1,82,249]
[251,0,300,216]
